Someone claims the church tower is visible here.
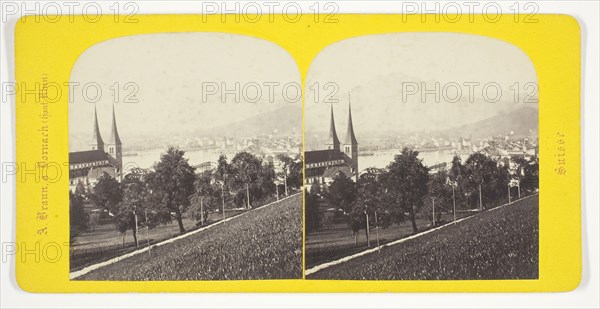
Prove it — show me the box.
[325,105,340,151]
[343,102,358,181]
[105,105,123,180]
[90,106,104,151]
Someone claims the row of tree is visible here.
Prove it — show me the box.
[70,147,303,247]
[306,147,539,242]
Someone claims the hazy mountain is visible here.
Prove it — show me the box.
[201,105,302,138]
[442,107,538,139]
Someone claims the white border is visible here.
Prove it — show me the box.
[1,1,598,308]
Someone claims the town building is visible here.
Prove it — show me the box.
[69,105,123,191]
[305,104,358,188]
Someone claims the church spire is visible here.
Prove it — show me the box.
[105,104,123,182]
[325,104,340,150]
[90,105,104,151]
[343,96,359,182]
[344,101,358,145]
[107,104,122,145]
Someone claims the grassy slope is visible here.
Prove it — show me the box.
[71,210,246,272]
[309,195,539,280]
[78,194,302,280]
[305,212,474,268]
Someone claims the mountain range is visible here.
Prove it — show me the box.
[440,106,538,139]
[200,105,302,137]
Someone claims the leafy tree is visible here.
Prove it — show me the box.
[213,154,232,211]
[348,215,363,245]
[325,173,356,215]
[146,147,196,233]
[305,182,323,233]
[189,170,222,225]
[381,147,429,233]
[258,160,277,200]
[90,172,123,215]
[229,151,275,207]
[276,153,303,190]
[69,191,88,244]
[512,156,539,194]
[428,169,453,224]
[88,212,100,232]
[214,154,230,184]
[230,152,262,205]
[448,155,469,209]
[349,168,393,241]
[115,182,150,248]
[464,152,506,209]
[521,157,539,193]
[75,180,87,198]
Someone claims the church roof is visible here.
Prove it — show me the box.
[69,150,110,164]
[87,165,117,179]
[305,149,346,164]
[326,105,340,147]
[344,103,358,145]
[107,105,122,145]
[323,165,352,179]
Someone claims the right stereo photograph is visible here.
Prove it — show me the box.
[304,32,539,280]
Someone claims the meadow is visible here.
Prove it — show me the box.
[308,195,539,280]
[76,194,302,280]
[71,209,245,271]
[306,211,476,268]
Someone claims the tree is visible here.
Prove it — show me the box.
[69,191,88,244]
[305,188,318,233]
[381,147,429,233]
[230,151,262,207]
[464,152,505,209]
[215,154,230,184]
[229,151,275,208]
[348,215,363,245]
[90,172,123,215]
[448,155,469,209]
[146,147,196,233]
[258,160,277,200]
[428,169,453,224]
[75,180,87,198]
[189,170,222,225]
[213,154,232,214]
[325,173,356,215]
[512,156,539,194]
[348,168,392,244]
[521,157,539,193]
[276,153,303,190]
[115,182,149,248]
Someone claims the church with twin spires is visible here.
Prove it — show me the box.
[69,105,123,191]
[305,103,358,188]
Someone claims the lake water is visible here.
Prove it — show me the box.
[359,148,459,170]
[122,147,459,174]
[122,148,234,173]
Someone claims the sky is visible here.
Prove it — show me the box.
[69,32,301,151]
[68,32,538,151]
[304,32,538,141]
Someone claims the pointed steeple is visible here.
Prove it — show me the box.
[90,106,104,151]
[344,102,358,145]
[105,104,123,182]
[342,96,359,182]
[107,104,122,145]
[325,104,340,150]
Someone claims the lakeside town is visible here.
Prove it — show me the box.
[304,104,539,280]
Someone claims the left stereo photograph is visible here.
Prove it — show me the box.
[67,33,303,281]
